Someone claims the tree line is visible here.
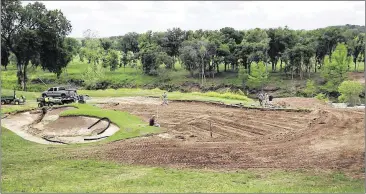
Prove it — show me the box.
[2,0,365,94]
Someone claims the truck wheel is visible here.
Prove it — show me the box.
[61,93,66,98]
[38,103,42,108]
[15,101,19,105]
[1,101,4,105]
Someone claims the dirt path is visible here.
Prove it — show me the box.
[92,98,364,175]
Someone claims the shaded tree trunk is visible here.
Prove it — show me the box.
[280,60,283,72]
[23,64,27,91]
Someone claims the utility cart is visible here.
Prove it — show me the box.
[1,90,26,105]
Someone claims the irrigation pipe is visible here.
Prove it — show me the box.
[84,136,109,141]
[42,137,68,145]
[87,117,111,135]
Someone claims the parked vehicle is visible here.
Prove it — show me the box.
[37,97,64,107]
[41,86,78,98]
[1,90,26,105]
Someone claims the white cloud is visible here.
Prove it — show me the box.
[22,1,365,37]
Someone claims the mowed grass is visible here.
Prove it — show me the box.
[1,87,254,107]
[1,102,38,114]
[59,103,161,142]
[79,88,254,105]
[1,127,364,193]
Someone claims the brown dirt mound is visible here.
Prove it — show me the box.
[273,97,330,109]
[90,100,364,175]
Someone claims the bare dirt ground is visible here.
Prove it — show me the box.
[272,97,331,109]
[348,72,365,84]
[89,97,365,177]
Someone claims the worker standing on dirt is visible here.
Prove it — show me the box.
[258,92,264,107]
[264,93,269,107]
[162,92,168,105]
[45,97,50,106]
[149,115,160,127]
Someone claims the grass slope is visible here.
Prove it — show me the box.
[1,87,254,108]
[1,127,363,192]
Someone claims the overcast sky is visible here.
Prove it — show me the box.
[23,1,365,38]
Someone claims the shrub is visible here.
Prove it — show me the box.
[338,80,363,106]
[315,93,329,103]
[303,80,317,97]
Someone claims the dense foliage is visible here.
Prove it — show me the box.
[1,0,365,94]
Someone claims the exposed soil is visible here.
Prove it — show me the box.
[272,97,331,109]
[92,98,364,176]
[348,72,365,84]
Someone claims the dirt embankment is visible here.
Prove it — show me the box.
[88,98,364,176]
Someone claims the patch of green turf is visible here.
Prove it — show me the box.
[1,89,40,100]
[1,101,38,114]
[60,103,161,142]
[79,88,254,105]
[1,127,364,193]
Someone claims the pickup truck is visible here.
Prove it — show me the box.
[41,87,78,98]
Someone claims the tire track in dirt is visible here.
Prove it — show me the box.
[94,99,364,175]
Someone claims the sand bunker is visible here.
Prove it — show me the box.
[1,107,120,144]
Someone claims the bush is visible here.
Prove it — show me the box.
[315,93,329,103]
[303,80,317,97]
[338,80,363,106]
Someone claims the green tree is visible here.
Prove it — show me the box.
[156,52,174,69]
[320,43,351,93]
[1,0,72,90]
[338,80,363,106]
[179,44,199,77]
[161,27,185,68]
[247,61,269,91]
[1,44,9,70]
[238,66,249,91]
[64,37,81,57]
[100,38,113,52]
[118,32,140,54]
[81,61,106,88]
[106,49,119,71]
[304,80,317,97]
[141,51,158,75]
